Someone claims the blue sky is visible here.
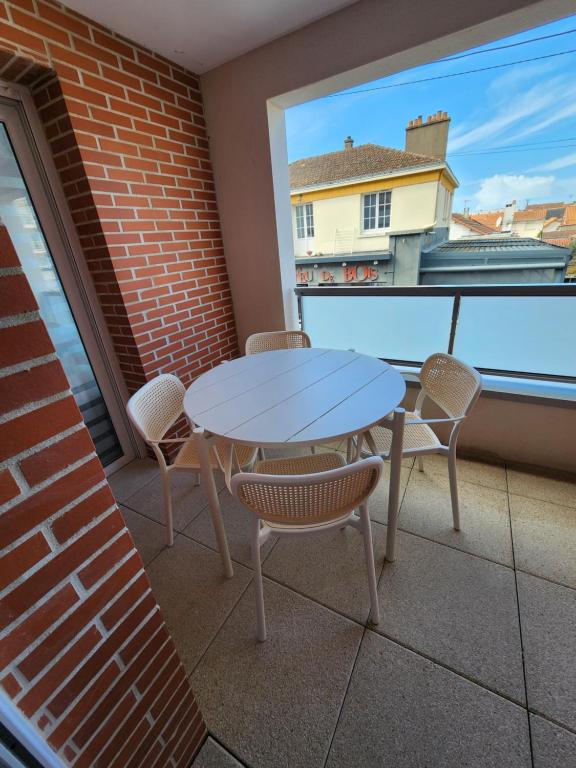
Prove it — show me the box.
[286,15,576,212]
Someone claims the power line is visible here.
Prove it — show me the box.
[449,144,576,157]
[452,136,576,153]
[435,26,576,63]
[326,48,576,97]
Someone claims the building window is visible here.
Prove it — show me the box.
[363,190,391,231]
[295,203,314,238]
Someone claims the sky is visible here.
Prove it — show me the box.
[285,14,576,213]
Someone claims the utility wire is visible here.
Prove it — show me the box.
[435,26,576,63]
[449,144,576,157]
[452,136,576,153]
[326,48,576,97]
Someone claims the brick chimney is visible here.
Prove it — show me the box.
[405,111,450,160]
[344,136,354,150]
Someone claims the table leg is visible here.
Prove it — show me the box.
[385,408,405,563]
[193,427,234,578]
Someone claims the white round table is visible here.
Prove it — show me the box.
[183,348,406,577]
[184,348,405,447]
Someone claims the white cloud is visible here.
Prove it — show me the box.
[472,174,555,209]
[448,62,576,153]
[534,152,576,172]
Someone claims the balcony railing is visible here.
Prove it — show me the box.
[295,284,576,395]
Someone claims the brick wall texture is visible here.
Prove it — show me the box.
[0,0,239,410]
[0,225,206,765]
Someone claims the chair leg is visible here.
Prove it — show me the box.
[360,504,380,625]
[251,517,266,642]
[417,455,424,472]
[385,408,405,563]
[448,447,460,531]
[161,470,174,547]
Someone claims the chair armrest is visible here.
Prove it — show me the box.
[404,415,466,426]
[150,437,189,445]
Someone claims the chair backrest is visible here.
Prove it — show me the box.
[231,456,383,526]
[245,330,311,356]
[419,353,482,419]
[126,374,185,443]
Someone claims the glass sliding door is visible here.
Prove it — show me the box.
[0,93,134,470]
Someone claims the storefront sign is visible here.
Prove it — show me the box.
[296,263,380,285]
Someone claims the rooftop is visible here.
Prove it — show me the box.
[289,143,443,190]
[452,212,497,235]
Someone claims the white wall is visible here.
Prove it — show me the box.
[293,180,441,257]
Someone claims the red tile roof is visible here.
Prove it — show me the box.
[472,211,502,230]
[289,143,442,189]
[451,213,496,235]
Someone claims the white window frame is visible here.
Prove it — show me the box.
[362,190,391,233]
[295,202,314,239]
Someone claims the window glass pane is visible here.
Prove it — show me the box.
[0,123,122,467]
[305,203,314,236]
[453,296,576,377]
[363,193,376,230]
[295,205,305,238]
[301,294,453,361]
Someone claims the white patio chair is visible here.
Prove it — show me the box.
[245,330,311,355]
[359,352,482,531]
[127,374,258,546]
[231,452,383,641]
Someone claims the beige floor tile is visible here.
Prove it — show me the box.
[376,531,525,703]
[510,494,576,589]
[530,715,576,768]
[108,458,158,503]
[193,737,243,767]
[192,579,362,768]
[263,522,387,623]
[147,536,252,673]
[326,631,531,768]
[507,469,576,509]
[399,470,513,566]
[366,463,412,525]
[183,490,277,568]
[517,572,576,731]
[119,505,167,566]
[418,453,507,490]
[123,469,224,532]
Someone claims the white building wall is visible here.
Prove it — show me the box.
[293,179,440,257]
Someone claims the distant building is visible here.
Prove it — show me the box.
[291,110,458,285]
[450,212,497,239]
[420,237,571,285]
[293,135,572,286]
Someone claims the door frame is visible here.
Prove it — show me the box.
[0,80,144,472]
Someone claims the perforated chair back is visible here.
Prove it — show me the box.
[245,330,311,356]
[126,374,185,443]
[419,353,482,419]
[232,455,382,526]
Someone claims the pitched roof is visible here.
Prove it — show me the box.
[422,237,571,270]
[542,228,576,248]
[289,144,442,189]
[513,208,545,222]
[451,213,496,235]
[563,205,576,226]
[425,237,570,255]
[471,211,502,230]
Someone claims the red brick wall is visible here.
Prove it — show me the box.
[0,0,239,403]
[0,226,205,765]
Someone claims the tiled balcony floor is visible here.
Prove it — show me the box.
[109,453,576,768]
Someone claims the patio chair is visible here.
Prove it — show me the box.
[127,374,258,546]
[359,352,482,531]
[245,330,311,355]
[231,452,383,641]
